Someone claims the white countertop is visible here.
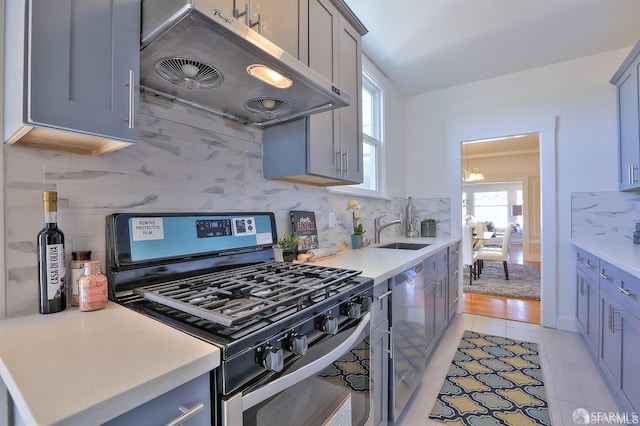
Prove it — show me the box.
[307,236,459,284]
[0,236,458,425]
[0,303,220,426]
[572,236,640,278]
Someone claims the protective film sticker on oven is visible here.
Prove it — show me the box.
[131,217,165,241]
[128,214,274,262]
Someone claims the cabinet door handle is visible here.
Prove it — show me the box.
[382,328,392,359]
[127,70,135,129]
[336,150,342,173]
[342,149,349,174]
[609,304,613,332]
[377,290,392,300]
[599,273,611,280]
[165,402,205,426]
[619,287,635,297]
[612,307,621,332]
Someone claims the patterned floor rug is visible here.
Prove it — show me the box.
[429,330,551,425]
[464,263,541,300]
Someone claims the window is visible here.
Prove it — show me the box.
[473,191,509,228]
[331,65,384,197]
[354,71,382,192]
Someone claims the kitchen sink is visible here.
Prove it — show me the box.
[376,242,430,250]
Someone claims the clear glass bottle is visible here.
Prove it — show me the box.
[70,250,92,306]
[38,191,66,314]
[78,260,108,312]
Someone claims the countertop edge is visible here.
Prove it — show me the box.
[572,237,640,278]
[0,304,221,426]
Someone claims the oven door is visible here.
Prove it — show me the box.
[221,313,371,426]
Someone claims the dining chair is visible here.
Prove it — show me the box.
[476,223,514,280]
[462,225,478,285]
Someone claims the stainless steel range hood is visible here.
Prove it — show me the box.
[140,0,351,127]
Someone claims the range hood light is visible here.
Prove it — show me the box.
[247,64,293,89]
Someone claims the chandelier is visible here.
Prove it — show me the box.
[462,143,485,182]
[463,167,485,182]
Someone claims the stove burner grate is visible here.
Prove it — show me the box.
[133,262,362,326]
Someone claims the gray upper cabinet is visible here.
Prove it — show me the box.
[611,41,640,191]
[4,0,140,155]
[262,0,367,186]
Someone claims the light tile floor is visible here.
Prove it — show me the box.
[395,314,621,426]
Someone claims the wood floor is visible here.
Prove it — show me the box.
[462,244,541,324]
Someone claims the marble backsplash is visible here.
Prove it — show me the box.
[572,191,640,243]
[4,95,450,315]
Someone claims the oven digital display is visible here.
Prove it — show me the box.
[196,219,233,238]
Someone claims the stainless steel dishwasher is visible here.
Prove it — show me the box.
[389,262,427,422]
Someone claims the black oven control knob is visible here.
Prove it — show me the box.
[321,316,339,335]
[288,332,308,356]
[359,296,372,312]
[346,302,362,319]
[261,345,284,372]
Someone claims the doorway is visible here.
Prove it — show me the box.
[460,135,542,323]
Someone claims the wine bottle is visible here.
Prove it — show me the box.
[38,191,66,314]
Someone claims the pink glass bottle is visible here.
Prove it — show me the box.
[78,260,108,312]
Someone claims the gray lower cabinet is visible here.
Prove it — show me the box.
[4,0,140,155]
[574,245,640,414]
[371,280,391,426]
[599,285,621,387]
[576,249,600,355]
[371,318,390,426]
[448,242,460,319]
[104,374,211,425]
[434,250,449,337]
[611,40,640,191]
[620,303,640,412]
[262,0,367,186]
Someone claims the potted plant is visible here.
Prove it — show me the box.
[275,233,301,262]
[347,199,366,249]
[421,218,436,237]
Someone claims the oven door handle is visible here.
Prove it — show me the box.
[221,312,370,424]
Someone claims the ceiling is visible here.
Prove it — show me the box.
[344,0,640,96]
[463,134,539,158]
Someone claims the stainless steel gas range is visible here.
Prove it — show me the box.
[106,212,373,426]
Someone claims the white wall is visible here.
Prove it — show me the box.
[403,46,632,330]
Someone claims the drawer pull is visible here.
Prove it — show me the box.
[619,287,635,297]
[599,273,611,280]
[165,402,205,426]
[585,263,595,269]
[377,290,392,300]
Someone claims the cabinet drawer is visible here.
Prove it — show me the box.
[600,261,640,318]
[448,242,460,266]
[576,248,599,279]
[436,249,448,270]
[423,254,438,284]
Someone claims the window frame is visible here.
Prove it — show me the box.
[331,67,386,199]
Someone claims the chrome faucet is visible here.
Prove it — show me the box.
[374,215,402,244]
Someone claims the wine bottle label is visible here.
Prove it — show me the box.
[46,244,66,300]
